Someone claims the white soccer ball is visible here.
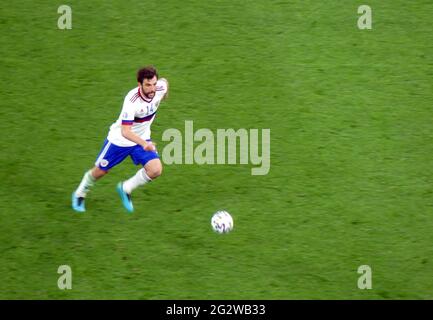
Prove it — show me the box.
[211,210,234,234]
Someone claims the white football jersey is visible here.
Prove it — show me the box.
[107,79,168,147]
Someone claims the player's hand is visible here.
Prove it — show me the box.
[143,142,156,151]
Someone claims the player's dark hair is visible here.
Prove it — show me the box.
[137,66,158,84]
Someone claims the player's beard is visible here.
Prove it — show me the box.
[145,91,155,99]
[141,85,155,99]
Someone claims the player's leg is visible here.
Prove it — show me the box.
[116,144,161,213]
[122,158,162,193]
[72,166,108,212]
[72,140,130,212]
[74,166,108,197]
[144,158,163,179]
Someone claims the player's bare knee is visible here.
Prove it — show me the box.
[145,164,162,179]
[147,167,162,179]
[91,167,109,179]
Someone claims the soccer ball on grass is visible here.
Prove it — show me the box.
[211,210,234,234]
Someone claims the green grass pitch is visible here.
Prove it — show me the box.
[0,0,432,299]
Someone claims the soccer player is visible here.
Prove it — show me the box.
[72,66,169,213]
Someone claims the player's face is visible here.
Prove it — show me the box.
[140,76,157,99]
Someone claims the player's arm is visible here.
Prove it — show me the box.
[159,77,169,100]
[121,125,155,151]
